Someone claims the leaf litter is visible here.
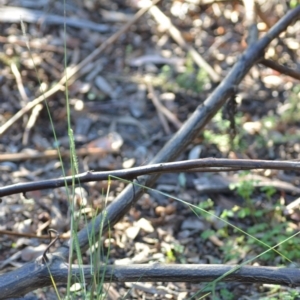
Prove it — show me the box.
[0,0,300,299]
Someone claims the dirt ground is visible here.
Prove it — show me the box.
[1,0,300,299]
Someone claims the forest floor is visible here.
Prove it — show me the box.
[0,0,300,299]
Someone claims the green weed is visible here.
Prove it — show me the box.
[157,55,209,94]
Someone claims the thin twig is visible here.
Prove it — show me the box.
[259,58,300,80]
[22,104,43,145]
[10,62,30,104]
[149,5,220,83]
[0,7,112,33]
[0,147,117,163]
[1,158,300,197]
[147,82,183,130]
[0,83,63,136]
[42,229,59,263]
[0,35,65,53]
[255,2,273,29]
[147,83,170,134]
[0,229,69,240]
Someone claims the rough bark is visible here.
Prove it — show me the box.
[2,254,300,299]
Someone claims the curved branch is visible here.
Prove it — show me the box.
[259,58,300,80]
[1,158,300,197]
[1,254,300,299]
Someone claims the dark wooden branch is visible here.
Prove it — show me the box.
[1,158,300,197]
[259,58,300,80]
[1,253,300,299]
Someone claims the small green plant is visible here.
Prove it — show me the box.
[229,171,258,218]
[196,198,214,213]
[203,130,231,152]
[157,55,209,94]
[164,242,185,263]
[230,174,257,200]
[219,287,235,300]
[203,111,248,153]
[260,185,276,201]
[290,0,299,8]
[196,172,300,264]
[246,221,300,262]
[175,56,208,93]
[260,285,300,300]
[201,229,215,240]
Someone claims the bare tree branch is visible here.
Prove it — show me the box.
[259,58,300,80]
[1,254,300,299]
[2,158,300,198]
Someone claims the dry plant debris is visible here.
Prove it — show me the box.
[0,0,300,299]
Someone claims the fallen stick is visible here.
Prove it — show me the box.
[149,5,221,83]
[1,259,300,298]
[0,6,112,33]
[0,35,65,53]
[0,147,117,163]
[259,58,300,80]
[1,158,300,197]
[147,82,183,130]
[0,229,70,240]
